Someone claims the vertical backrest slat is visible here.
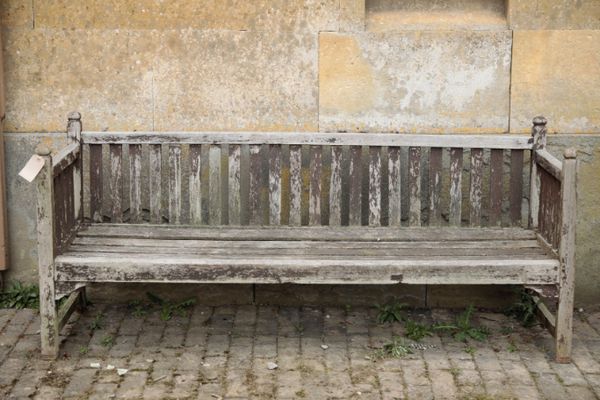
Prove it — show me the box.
[309,146,322,225]
[388,147,401,227]
[54,175,63,249]
[509,149,524,225]
[208,144,222,225]
[149,144,162,224]
[249,144,262,225]
[349,146,362,226]
[368,146,382,226]
[469,148,484,227]
[428,147,442,226]
[189,144,202,225]
[289,145,302,226]
[329,146,343,226]
[89,144,103,222]
[228,144,241,225]
[168,145,182,225]
[408,147,421,227]
[109,144,123,223]
[449,148,463,226]
[128,144,142,223]
[268,144,282,225]
[489,149,504,226]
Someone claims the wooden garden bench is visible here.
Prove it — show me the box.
[33,113,577,362]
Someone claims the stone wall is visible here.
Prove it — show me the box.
[1,0,599,305]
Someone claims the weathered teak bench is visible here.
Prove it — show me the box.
[33,113,577,362]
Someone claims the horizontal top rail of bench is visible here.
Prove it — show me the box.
[81,131,534,149]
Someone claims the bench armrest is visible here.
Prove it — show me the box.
[35,112,84,258]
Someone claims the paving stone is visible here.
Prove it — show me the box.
[1,307,600,399]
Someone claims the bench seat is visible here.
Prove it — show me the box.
[54,224,559,286]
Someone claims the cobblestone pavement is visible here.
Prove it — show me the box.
[1,305,600,399]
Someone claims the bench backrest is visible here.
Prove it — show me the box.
[80,131,533,228]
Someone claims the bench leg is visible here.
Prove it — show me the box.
[39,267,59,359]
[555,280,574,363]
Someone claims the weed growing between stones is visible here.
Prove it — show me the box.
[146,292,196,321]
[505,288,540,328]
[373,336,413,359]
[0,281,39,309]
[376,298,407,324]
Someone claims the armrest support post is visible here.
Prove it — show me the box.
[555,148,577,363]
[35,144,59,358]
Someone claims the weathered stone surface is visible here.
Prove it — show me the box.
[3,28,318,132]
[0,0,32,28]
[319,31,512,133]
[152,30,318,131]
[339,0,365,31]
[34,0,339,32]
[509,0,600,30]
[367,0,507,31]
[3,29,154,132]
[510,30,600,134]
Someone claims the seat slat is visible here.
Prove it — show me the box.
[72,236,543,250]
[77,224,537,241]
[55,255,558,285]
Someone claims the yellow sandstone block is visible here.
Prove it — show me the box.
[510,30,600,134]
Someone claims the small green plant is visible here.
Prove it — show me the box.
[376,299,407,324]
[373,336,413,359]
[404,319,434,342]
[128,300,148,318]
[295,389,306,398]
[79,345,89,355]
[507,340,518,353]
[464,345,476,355]
[505,289,540,328]
[0,281,39,309]
[147,292,196,322]
[434,305,490,343]
[89,312,105,331]
[101,335,114,347]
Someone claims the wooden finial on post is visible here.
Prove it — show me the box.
[35,144,51,157]
[532,116,547,150]
[67,112,82,144]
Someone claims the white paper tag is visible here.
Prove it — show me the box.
[19,155,45,182]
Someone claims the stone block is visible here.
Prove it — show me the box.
[3,29,154,132]
[152,30,318,131]
[319,31,511,133]
[0,0,32,28]
[339,0,366,31]
[510,30,600,134]
[34,0,339,32]
[509,0,600,30]
[366,0,507,31]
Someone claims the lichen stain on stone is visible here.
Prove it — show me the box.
[319,34,376,114]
